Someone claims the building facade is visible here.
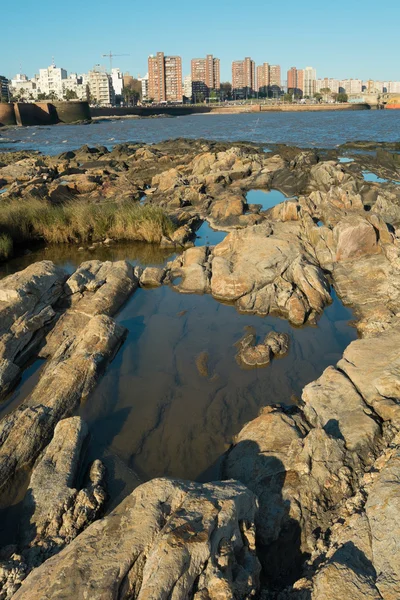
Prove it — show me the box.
[38,64,67,98]
[191,55,220,101]
[183,75,192,101]
[148,52,183,103]
[287,67,305,96]
[88,67,114,105]
[303,67,317,97]
[339,79,362,94]
[0,76,9,101]
[315,78,340,94]
[232,57,255,98]
[111,68,124,97]
[257,63,270,95]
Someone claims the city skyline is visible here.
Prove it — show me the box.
[2,0,399,82]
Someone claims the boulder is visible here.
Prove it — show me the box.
[13,478,261,600]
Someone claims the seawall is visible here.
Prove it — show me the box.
[0,102,91,126]
[92,102,371,120]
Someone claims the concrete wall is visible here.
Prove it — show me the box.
[0,103,17,126]
[91,105,211,118]
[0,102,91,126]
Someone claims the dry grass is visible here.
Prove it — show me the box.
[0,233,13,261]
[0,197,176,247]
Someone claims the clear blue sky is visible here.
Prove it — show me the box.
[2,0,399,82]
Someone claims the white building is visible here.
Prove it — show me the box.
[183,75,192,101]
[10,73,38,100]
[88,67,114,105]
[384,81,400,93]
[111,68,124,97]
[340,79,362,94]
[303,67,317,97]
[62,73,88,100]
[38,64,67,98]
[138,73,149,100]
[315,78,339,94]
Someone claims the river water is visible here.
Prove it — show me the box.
[1,110,399,155]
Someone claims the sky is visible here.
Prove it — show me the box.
[1,0,399,82]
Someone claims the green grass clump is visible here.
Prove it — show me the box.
[0,197,176,247]
[0,233,13,261]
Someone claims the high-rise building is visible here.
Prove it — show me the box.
[0,76,9,101]
[111,68,124,97]
[148,52,183,103]
[183,75,193,101]
[269,65,281,87]
[191,55,220,100]
[303,67,317,97]
[138,73,149,100]
[257,63,269,95]
[88,67,114,105]
[232,57,255,98]
[287,67,305,96]
[38,64,67,98]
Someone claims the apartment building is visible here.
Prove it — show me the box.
[303,67,317,97]
[191,54,220,100]
[340,79,362,94]
[0,76,9,101]
[183,75,192,101]
[232,57,255,98]
[111,68,124,97]
[257,63,270,95]
[38,64,67,98]
[315,78,340,94]
[269,65,281,88]
[148,52,183,102]
[287,67,305,96]
[88,67,114,105]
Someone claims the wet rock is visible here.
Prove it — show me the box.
[0,261,67,399]
[13,478,261,600]
[140,267,165,287]
[206,222,331,324]
[41,260,137,357]
[0,314,126,494]
[172,246,210,294]
[235,329,290,368]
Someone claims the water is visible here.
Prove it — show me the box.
[78,287,356,500]
[0,241,178,279]
[246,189,294,211]
[338,157,354,163]
[363,171,388,183]
[1,111,399,155]
[194,221,227,246]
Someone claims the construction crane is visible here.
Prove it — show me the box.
[102,51,130,73]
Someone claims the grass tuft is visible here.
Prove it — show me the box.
[0,233,13,261]
[0,197,176,248]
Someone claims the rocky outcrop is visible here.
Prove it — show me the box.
[235,328,290,368]
[0,416,106,599]
[0,261,66,399]
[0,260,137,494]
[172,221,331,325]
[223,318,400,591]
[13,478,260,600]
